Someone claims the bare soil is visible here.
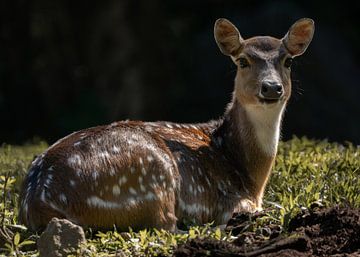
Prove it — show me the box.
[173,206,360,257]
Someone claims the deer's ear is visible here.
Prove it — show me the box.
[282,18,315,57]
[214,18,244,56]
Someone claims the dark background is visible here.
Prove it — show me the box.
[1,1,359,145]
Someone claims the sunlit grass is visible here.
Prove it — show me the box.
[0,137,359,256]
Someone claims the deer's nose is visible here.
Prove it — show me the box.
[260,81,283,99]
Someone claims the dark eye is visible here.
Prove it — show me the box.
[237,57,250,68]
[284,57,293,68]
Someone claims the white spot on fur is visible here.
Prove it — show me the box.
[217,182,227,195]
[69,180,76,187]
[86,196,122,209]
[99,151,110,158]
[144,192,157,200]
[131,134,138,140]
[151,175,157,181]
[162,181,167,188]
[109,167,116,176]
[189,184,193,193]
[205,177,211,186]
[48,201,65,216]
[145,126,154,132]
[112,146,120,153]
[141,168,147,175]
[59,194,67,203]
[44,174,53,187]
[119,176,128,185]
[179,199,210,215]
[74,141,81,147]
[28,169,35,177]
[112,185,121,196]
[130,167,135,174]
[92,170,99,180]
[147,156,154,162]
[40,190,46,202]
[140,184,146,192]
[67,154,82,166]
[129,187,137,195]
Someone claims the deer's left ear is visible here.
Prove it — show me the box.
[282,18,315,56]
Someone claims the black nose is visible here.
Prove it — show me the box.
[260,81,283,99]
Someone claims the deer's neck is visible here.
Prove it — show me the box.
[214,98,285,204]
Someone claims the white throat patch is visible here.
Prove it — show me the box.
[244,103,285,156]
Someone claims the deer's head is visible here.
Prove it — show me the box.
[214,18,314,107]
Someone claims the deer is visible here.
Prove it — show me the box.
[19,18,314,232]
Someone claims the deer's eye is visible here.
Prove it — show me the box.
[237,57,250,68]
[284,57,293,69]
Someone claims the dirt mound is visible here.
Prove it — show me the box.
[173,206,360,257]
[288,206,360,256]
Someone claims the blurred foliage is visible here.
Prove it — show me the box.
[0,137,359,255]
[0,1,359,145]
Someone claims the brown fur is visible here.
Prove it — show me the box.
[18,18,314,231]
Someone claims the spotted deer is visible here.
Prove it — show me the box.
[19,18,314,232]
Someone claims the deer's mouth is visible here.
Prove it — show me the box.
[257,96,281,105]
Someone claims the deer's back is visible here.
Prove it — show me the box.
[19,120,241,231]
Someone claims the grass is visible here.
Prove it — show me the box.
[0,137,359,256]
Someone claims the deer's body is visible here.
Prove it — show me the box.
[19,18,314,231]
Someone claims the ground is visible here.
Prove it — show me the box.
[0,137,359,256]
[174,205,360,256]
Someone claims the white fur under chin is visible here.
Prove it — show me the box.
[245,102,285,156]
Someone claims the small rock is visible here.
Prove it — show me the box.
[38,218,86,257]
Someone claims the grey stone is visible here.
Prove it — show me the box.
[38,218,86,257]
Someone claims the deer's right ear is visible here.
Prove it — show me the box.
[214,18,244,56]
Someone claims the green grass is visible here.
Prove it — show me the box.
[0,137,359,256]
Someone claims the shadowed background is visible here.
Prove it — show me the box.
[0,1,359,144]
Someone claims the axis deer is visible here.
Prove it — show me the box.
[19,18,314,232]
